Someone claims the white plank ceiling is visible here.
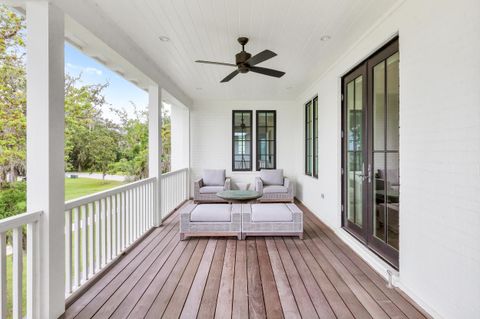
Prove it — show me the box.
[86,0,398,101]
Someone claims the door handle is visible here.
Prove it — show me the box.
[357,164,372,183]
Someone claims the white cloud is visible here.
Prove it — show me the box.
[65,63,102,76]
[66,62,79,70]
[84,67,103,76]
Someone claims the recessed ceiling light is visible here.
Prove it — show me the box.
[159,36,170,42]
[320,35,331,41]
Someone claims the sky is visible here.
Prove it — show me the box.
[65,43,148,123]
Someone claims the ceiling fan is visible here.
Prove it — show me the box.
[195,37,285,83]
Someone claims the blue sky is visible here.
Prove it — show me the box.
[65,43,148,123]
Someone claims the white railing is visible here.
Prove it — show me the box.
[64,177,157,296]
[160,168,189,218]
[0,210,42,319]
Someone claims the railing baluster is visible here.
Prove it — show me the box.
[148,183,151,228]
[107,196,112,261]
[81,205,88,281]
[74,207,80,288]
[142,184,146,232]
[118,193,122,253]
[95,200,101,273]
[0,232,6,319]
[140,185,144,233]
[12,227,22,319]
[101,198,106,267]
[145,184,149,229]
[27,221,38,319]
[65,210,72,294]
[127,190,131,245]
[145,184,149,228]
[112,195,117,258]
[136,187,140,238]
[114,194,118,255]
[121,192,125,251]
[88,203,94,277]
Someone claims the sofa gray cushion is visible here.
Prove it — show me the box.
[190,204,231,222]
[260,169,284,186]
[203,169,226,186]
[251,204,292,222]
[263,185,288,194]
[199,186,224,194]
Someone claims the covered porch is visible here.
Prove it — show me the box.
[0,0,479,318]
[64,202,430,319]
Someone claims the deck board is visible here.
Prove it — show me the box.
[65,201,430,319]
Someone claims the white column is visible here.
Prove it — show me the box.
[148,85,163,226]
[26,2,65,318]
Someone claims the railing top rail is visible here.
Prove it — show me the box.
[161,168,188,178]
[65,176,157,211]
[0,210,43,233]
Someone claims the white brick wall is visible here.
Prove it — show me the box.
[294,0,480,318]
[190,100,300,189]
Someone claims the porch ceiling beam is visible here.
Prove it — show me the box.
[26,2,65,318]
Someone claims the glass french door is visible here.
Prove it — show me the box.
[342,38,400,268]
[343,65,368,240]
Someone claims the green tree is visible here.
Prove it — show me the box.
[110,105,149,179]
[0,6,26,184]
[161,107,171,173]
[64,74,108,171]
[86,122,118,179]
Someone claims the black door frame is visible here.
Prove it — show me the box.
[341,64,368,242]
[341,37,400,268]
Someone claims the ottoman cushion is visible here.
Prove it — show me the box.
[190,204,231,222]
[251,204,292,222]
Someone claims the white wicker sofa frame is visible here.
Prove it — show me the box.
[255,169,294,203]
[193,169,231,203]
[241,203,303,239]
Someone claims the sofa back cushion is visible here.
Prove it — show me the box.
[203,169,226,186]
[260,169,284,186]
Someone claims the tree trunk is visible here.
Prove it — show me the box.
[10,162,17,182]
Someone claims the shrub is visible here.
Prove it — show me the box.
[0,182,26,220]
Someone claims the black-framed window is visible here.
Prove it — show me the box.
[305,97,318,177]
[232,110,253,171]
[313,96,318,177]
[305,101,313,175]
[256,110,276,170]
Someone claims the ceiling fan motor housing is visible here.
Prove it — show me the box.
[236,51,252,73]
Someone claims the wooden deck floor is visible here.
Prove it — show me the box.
[64,201,430,319]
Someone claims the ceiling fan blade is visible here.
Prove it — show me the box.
[220,70,240,82]
[195,60,237,67]
[249,66,285,78]
[246,50,277,66]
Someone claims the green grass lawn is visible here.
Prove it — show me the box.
[5,177,123,318]
[65,177,124,201]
